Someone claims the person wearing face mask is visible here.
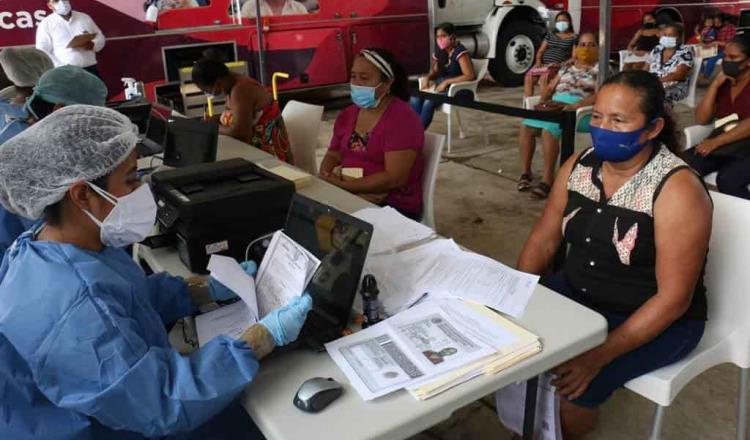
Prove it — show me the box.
[320,48,425,219]
[524,11,577,97]
[35,0,106,78]
[518,32,606,199]
[700,13,738,81]
[623,13,660,69]
[684,34,750,200]
[0,66,106,260]
[642,23,694,108]
[410,22,475,129]
[0,105,313,439]
[191,57,293,164]
[511,70,711,439]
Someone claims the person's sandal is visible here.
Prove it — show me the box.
[530,182,551,199]
[517,173,533,192]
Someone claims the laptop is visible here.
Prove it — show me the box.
[281,194,373,349]
[109,102,168,157]
[163,117,218,167]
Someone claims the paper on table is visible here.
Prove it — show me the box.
[195,301,256,346]
[495,372,562,440]
[325,300,496,400]
[255,231,320,318]
[363,238,461,314]
[207,254,259,321]
[353,206,435,255]
[420,251,539,318]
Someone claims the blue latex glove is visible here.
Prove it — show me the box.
[208,260,258,302]
[260,293,313,347]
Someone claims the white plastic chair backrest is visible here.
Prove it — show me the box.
[683,124,714,152]
[619,50,628,71]
[281,100,324,175]
[421,132,446,228]
[680,55,703,108]
[472,58,489,83]
[0,86,16,102]
[703,191,750,360]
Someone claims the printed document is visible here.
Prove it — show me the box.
[195,301,256,345]
[496,372,562,440]
[207,254,259,320]
[255,231,321,318]
[326,300,497,400]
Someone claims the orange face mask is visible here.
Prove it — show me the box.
[575,46,599,64]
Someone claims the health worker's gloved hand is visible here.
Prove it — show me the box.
[208,260,257,302]
[260,293,313,347]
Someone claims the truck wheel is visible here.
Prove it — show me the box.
[489,20,544,87]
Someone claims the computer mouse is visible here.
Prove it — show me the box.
[293,377,343,413]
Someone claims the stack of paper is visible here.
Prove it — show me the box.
[326,298,541,401]
[408,300,541,400]
[364,238,539,319]
[260,164,313,189]
[353,206,436,255]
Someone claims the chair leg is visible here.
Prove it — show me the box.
[649,405,666,440]
[738,368,749,440]
[481,112,489,147]
[455,110,466,139]
[446,112,453,155]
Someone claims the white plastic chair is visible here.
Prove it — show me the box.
[0,85,16,102]
[281,100,324,175]
[522,95,593,145]
[676,55,703,108]
[421,58,489,155]
[421,132,446,229]
[682,123,750,190]
[624,191,750,440]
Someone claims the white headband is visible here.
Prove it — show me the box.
[360,49,394,80]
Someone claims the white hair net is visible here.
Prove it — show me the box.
[0,47,53,88]
[0,105,138,220]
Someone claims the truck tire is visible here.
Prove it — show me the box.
[489,20,544,87]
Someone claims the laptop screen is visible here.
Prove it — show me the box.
[283,194,373,328]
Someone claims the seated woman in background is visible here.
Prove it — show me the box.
[410,22,475,129]
[320,48,425,220]
[512,70,710,439]
[524,11,577,97]
[192,57,294,164]
[643,22,694,108]
[700,13,737,81]
[518,32,602,200]
[684,33,750,200]
[622,13,660,70]
[241,0,308,18]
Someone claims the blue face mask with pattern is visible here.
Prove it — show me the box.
[590,122,655,163]
[350,83,382,109]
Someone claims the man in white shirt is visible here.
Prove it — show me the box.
[241,0,308,19]
[35,0,106,78]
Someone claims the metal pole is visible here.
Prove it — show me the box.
[522,376,539,440]
[255,1,267,85]
[598,0,612,86]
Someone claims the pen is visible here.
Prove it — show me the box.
[406,292,429,309]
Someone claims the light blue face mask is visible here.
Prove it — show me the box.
[555,21,570,32]
[350,83,382,109]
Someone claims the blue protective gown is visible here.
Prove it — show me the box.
[0,206,34,256]
[0,100,29,145]
[0,231,260,439]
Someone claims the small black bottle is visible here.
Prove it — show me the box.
[360,274,381,328]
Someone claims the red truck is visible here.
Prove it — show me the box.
[1,0,748,100]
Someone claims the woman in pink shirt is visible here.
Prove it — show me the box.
[320,48,425,219]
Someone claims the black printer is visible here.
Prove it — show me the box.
[151,158,295,273]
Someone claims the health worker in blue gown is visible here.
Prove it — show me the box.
[0,105,313,439]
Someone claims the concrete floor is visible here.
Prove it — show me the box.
[314,83,747,439]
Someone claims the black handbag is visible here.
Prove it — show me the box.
[708,116,750,159]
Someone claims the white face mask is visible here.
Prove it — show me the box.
[53,1,71,16]
[555,21,570,32]
[83,183,157,248]
[660,36,677,48]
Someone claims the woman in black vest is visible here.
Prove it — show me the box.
[514,70,712,439]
